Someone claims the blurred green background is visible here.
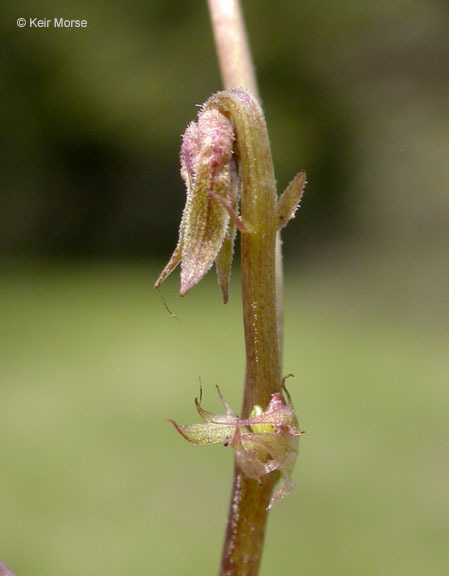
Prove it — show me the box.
[1,1,448,575]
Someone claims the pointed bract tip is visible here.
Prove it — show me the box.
[179,276,197,298]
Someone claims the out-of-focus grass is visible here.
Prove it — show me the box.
[0,259,447,575]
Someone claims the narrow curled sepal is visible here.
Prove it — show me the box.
[209,192,248,234]
[276,170,306,230]
[154,237,183,289]
[168,382,303,509]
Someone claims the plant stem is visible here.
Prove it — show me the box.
[207,2,283,574]
[207,0,259,99]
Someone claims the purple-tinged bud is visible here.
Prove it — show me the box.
[155,88,305,301]
[155,103,239,299]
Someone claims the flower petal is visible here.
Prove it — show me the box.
[168,419,236,445]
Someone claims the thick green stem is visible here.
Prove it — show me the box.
[206,2,283,575]
[206,90,281,410]
[205,88,281,574]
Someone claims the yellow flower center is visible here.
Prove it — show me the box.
[249,405,276,433]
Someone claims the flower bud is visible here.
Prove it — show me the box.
[155,106,238,299]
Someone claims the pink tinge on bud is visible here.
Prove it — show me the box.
[156,88,304,301]
[179,108,235,296]
[180,121,201,186]
[156,101,239,299]
[180,109,234,192]
[197,109,234,179]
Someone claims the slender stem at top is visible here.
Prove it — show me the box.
[207,0,259,99]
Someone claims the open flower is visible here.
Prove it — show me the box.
[168,377,303,509]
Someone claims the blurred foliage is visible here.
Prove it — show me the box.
[1,0,448,261]
[1,1,448,575]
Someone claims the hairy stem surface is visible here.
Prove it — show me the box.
[207,0,259,98]
[207,2,283,574]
